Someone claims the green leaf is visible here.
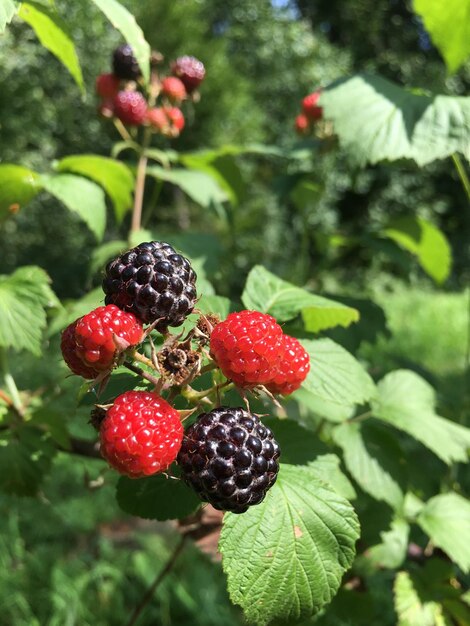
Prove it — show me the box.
[57,155,134,222]
[299,338,376,407]
[0,0,18,33]
[30,407,71,449]
[242,265,359,331]
[116,471,200,521]
[384,217,452,284]
[309,454,357,500]
[197,294,232,319]
[47,287,104,336]
[418,493,470,573]
[292,388,355,423]
[40,173,106,240]
[333,422,404,510]
[394,571,449,626]
[262,417,330,465]
[372,370,470,464]
[0,426,56,496]
[90,0,150,84]
[0,164,41,220]
[414,0,470,74]
[321,74,470,166]
[90,240,127,276]
[0,266,59,355]
[18,1,84,92]
[146,166,228,208]
[220,464,359,625]
[366,518,410,569]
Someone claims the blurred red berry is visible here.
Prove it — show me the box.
[302,90,323,121]
[95,73,120,99]
[113,90,148,126]
[171,55,205,93]
[147,107,169,132]
[166,107,185,132]
[161,76,187,102]
[295,114,310,135]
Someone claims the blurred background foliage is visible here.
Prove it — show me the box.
[0,0,469,624]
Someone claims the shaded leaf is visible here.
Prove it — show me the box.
[146,166,227,208]
[47,287,104,336]
[220,464,360,625]
[57,155,134,222]
[40,173,106,240]
[90,0,150,83]
[89,240,127,276]
[366,518,410,569]
[309,454,357,500]
[18,1,84,92]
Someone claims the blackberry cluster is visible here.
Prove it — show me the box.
[112,43,141,80]
[178,407,280,513]
[103,241,197,331]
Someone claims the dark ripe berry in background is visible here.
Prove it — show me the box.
[102,241,198,332]
[112,43,142,80]
[171,55,206,93]
[178,407,280,513]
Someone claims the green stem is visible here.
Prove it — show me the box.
[452,154,470,204]
[0,349,24,417]
[130,129,153,237]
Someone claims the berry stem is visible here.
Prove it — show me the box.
[125,535,187,626]
[123,362,161,388]
[113,118,133,143]
[132,350,158,370]
[0,348,24,417]
[130,128,152,236]
[199,361,218,375]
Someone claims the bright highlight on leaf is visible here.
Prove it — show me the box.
[219,464,360,625]
[242,265,359,332]
[321,74,470,166]
[0,0,18,33]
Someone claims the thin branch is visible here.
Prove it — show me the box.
[131,129,152,234]
[452,153,470,204]
[125,535,187,626]
[63,437,102,459]
[123,362,161,388]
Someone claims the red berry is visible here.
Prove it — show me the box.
[171,55,205,93]
[210,310,285,387]
[147,107,169,132]
[302,90,323,121]
[96,73,120,99]
[61,322,100,380]
[100,391,183,478]
[295,113,310,135]
[166,107,185,132]
[161,76,186,102]
[61,305,143,377]
[266,335,310,395]
[98,99,114,118]
[114,90,147,125]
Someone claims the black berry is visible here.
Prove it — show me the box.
[177,407,281,513]
[112,44,141,81]
[102,241,197,332]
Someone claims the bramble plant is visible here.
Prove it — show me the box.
[1,1,470,625]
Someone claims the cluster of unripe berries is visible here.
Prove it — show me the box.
[60,241,309,513]
[96,44,206,137]
[295,90,323,135]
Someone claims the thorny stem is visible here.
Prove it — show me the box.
[199,361,218,375]
[349,410,372,424]
[125,535,187,626]
[113,118,134,143]
[132,350,157,370]
[0,349,24,417]
[181,381,233,403]
[123,362,161,388]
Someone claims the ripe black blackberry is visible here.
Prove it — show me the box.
[102,241,197,332]
[112,44,141,80]
[177,407,280,513]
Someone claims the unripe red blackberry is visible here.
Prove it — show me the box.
[302,90,323,121]
[147,107,169,132]
[114,91,147,126]
[266,335,310,395]
[295,113,310,135]
[112,44,141,81]
[96,73,120,99]
[165,107,185,133]
[178,407,280,513]
[100,391,183,478]
[210,310,285,387]
[161,76,186,102]
[61,321,100,380]
[171,55,205,93]
[102,241,197,331]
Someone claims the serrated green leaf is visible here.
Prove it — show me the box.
[372,370,470,464]
[116,471,200,521]
[197,294,232,319]
[18,1,84,92]
[57,155,134,222]
[0,266,59,355]
[40,173,106,240]
[146,166,228,208]
[333,421,404,510]
[414,0,470,74]
[418,493,470,573]
[219,464,359,625]
[90,0,150,84]
[0,426,56,496]
[309,454,357,500]
[384,217,452,284]
[242,265,359,331]
[47,287,104,336]
[394,571,449,626]
[0,164,41,220]
[0,0,18,33]
[321,74,470,166]
[367,518,410,569]
[299,338,376,407]
[292,387,355,423]
[262,417,329,465]
[89,240,127,277]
